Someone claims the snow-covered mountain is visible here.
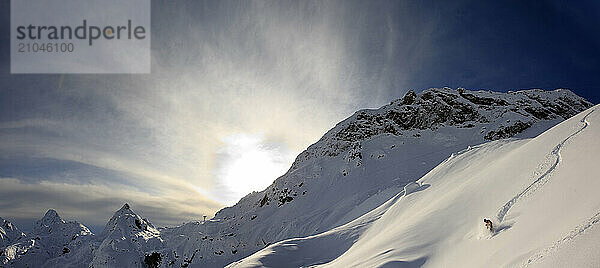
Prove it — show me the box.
[42,203,165,268]
[1,209,93,267]
[0,88,594,267]
[199,88,591,266]
[231,104,600,268]
[0,217,25,249]
[89,203,164,267]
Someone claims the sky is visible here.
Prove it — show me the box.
[0,0,599,233]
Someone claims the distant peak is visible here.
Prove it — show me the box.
[1,217,13,229]
[100,203,157,238]
[36,209,64,226]
[113,203,135,217]
[43,209,60,220]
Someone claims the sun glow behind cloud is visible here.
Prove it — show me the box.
[0,0,419,227]
[213,133,295,205]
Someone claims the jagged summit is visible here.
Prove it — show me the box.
[33,209,67,235]
[32,208,92,238]
[0,217,26,248]
[400,89,418,105]
[44,209,59,217]
[91,204,163,268]
[0,217,14,230]
[104,204,138,230]
[101,203,139,232]
[39,209,62,224]
[112,203,134,217]
[100,203,158,238]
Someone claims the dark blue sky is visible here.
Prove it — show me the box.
[351,0,600,103]
[1,1,599,103]
[0,1,599,104]
[0,0,599,232]
[409,0,600,103]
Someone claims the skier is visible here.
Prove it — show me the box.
[483,218,493,232]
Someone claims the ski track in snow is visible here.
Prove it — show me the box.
[496,109,595,223]
[520,210,600,267]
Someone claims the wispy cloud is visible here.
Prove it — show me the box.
[0,177,222,228]
[0,0,456,227]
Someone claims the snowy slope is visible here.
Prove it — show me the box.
[231,105,600,267]
[0,88,593,267]
[177,87,591,267]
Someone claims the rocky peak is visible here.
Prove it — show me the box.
[39,209,63,225]
[101,203,159,238]
[400,89,417,105]
[91,204,162,268]
[1,217,14,231]
[116,203,133,215]
[290,88,592,171]
[33,209,66,233]
[1,217,26,248]
[32,209,92,238]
